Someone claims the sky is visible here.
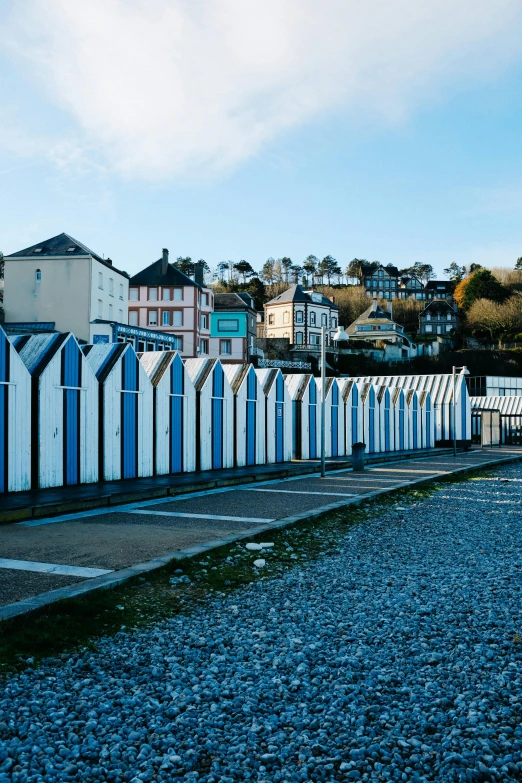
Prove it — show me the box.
[1,0,522,279]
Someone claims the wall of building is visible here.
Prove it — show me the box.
[90,259,129,328]
[265,303,337,344]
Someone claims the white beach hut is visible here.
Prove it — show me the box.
[377,385,394,453]
[82,343,153,481]
[223,364,266,467]
[358,382,380,454]
[285,374,321,460]
[185,358,234,471]
[13,332,98,489]
[418,391,435,448]
[255,368,292,464]
[322,378,344,458]
[336,378,363,455]
[139,351,196,475]
[0,326,32,492]
[391,387,408,452]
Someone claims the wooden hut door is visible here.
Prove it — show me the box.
[61,339,82,486]
[309,380,317,459]
[169,355,184,474]
[246,369,257,466]
[211,364,225,470]
[0,332,10,493]
[275,374,285,463]
[331,382,339,457]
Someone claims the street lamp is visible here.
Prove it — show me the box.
[320,326,326,478]
[452,365,470,456]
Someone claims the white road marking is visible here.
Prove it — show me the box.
[245,488,355,497]
[0,559,113,578]
[128,510,274,523]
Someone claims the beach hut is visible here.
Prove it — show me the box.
[322,378,344,458]
[391,387,408,452]
[185,358,234,471]
[358,382,380,454]
[0,327,32,492]
[255,368,292,464]
[471,395,522,444]
[285,374,321,460]
[378,386,393,453]
[13,332,98,489]
[357,373,471,446]
[138,351,196,475]
[82,343,153,481]
[336,379,362,455]
[418,391,435,448]
[223,364,266,467]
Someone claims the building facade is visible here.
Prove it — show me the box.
[361,263,400,299]
[264,285,339,345]
[210,293,257,363]
[418,300,458,336]
[346,298,415,358]
[128,250,213,358]
[398,276,425,300]
[424,280,455,300]
[3,233,129,343]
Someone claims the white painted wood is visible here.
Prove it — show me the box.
[185,358,234,471]
[255,368,292,464]
[0,327,31,492]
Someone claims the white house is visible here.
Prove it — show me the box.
[264,285,339,346]
[3,233,130,343]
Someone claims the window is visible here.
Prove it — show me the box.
[295,332,303,345]
[201,293,208,306]
[35,269,42,283]
[220,339,231,355]
[384,280,389,288]
[268,314,275,325]
[97,299,103,318]
[321,313,328,326]
[426,313,431,321]
[310,312,316,325]
[200,338,208,354]
[109,278,114,296]
[378,269,383,277]
[358,325,372,331]
[162,311,171,326]
[138,340,146,352]
[283,311,290,323]
[149,287,158,301]
[200,314,208,330]
[129,287,139,301]
[173,336,183,351]
[98,272,103,289]
[108,304,113,319]
[173,311,183,326]
[425,324,433,333]
[446,325,452,332]
[332,318,337,328]
[119,284,124,300]
[217,318,239,332]
[148,310,158,326]
[118,309,123,321]
[33,247,42,253]
[372,280,377,288]
[129,310,139,326]
[67,246,76,252]
[162,288,171,301]
[309,333,321,345]
[295,311,303,323]
[447,313,452,320]
[173,288,183,301]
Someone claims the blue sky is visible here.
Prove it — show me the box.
[1,0,522,278]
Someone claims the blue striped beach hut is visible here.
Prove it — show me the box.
[82,343,153,481]
[358,382,380,454]
[323,378,344,458]
[284,374,320,460]
[223,364,266,467]
[255,368,292,464]
[13,332,98,488]
[418,391,435,448]
[185,358,234,471]
[139,351,196,475]
[0,326,31,492]
[406,390,421,450]
[377,386,393,452]
[336,379,362,455]
[391,387,407,452]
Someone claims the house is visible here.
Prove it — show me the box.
[425,280,455,300]
[360,263,400,300]
[128,250,213,358]
[210,292,257,363]
[398,276,425,300]
[264,285,339,346]
[346,298,415,358]
[3,233,130,343]
[418,299,458,336]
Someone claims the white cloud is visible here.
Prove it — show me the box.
[1,0,522,180]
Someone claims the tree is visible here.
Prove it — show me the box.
[413,262,435,284]
[467,296,522,346]
[280,257,293,282]
[175,256,194,276]
[233,260,255,283]
[290,264,303,284]
[317,255,338,285]
[346,258,366,283]
[515,257,522,271]
[454,268,508,311]
[217,261,230,281]
[303,255,319,286]
[261,258,277,284]
[444,262,467,283]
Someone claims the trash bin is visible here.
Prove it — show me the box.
[352,442,366,472]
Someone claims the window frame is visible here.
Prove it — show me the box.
[220,339,232,355]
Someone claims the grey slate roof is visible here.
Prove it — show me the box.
[6,232,129,277]
[214,293,256,312]
[265,285,338,309]
[129,259,200,288]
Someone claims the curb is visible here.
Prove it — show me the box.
[1,448,520,622]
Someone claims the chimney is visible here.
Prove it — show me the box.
[194,261,204,286]
[388,300,393,319]
[105,257,113,266]
[371,296,378,313]
[161,248,169,275]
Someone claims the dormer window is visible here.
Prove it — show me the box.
[35,269,42,283]
[67,246,76,252]
[33,248,42,253]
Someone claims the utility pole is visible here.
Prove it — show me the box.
[320,326,326,478]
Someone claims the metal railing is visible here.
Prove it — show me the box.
[258,359,312,370]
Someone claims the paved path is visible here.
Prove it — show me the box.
[1,446,521,618]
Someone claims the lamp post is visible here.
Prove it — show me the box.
[320,326,326,478]
[452,365,469,457]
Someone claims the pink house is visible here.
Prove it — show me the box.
[128,250,213,358]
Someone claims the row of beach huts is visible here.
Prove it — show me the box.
[0,327,471,493]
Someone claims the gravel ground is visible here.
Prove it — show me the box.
[1,464,522,783]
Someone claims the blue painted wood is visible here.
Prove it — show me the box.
[0,331,9,493]
[121,350,138,479]
[399,391,405,451]
[384,388,391,451]
[368,386,375,453]
[61,338,81,486]
[246,368,257,466]
[309,379,317,459]
[170,354,184,473]
[212,363,224,470]
[275,373,284,463]
[331,381,339,457]
[351,383,359,444]
[412,393,418,449]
